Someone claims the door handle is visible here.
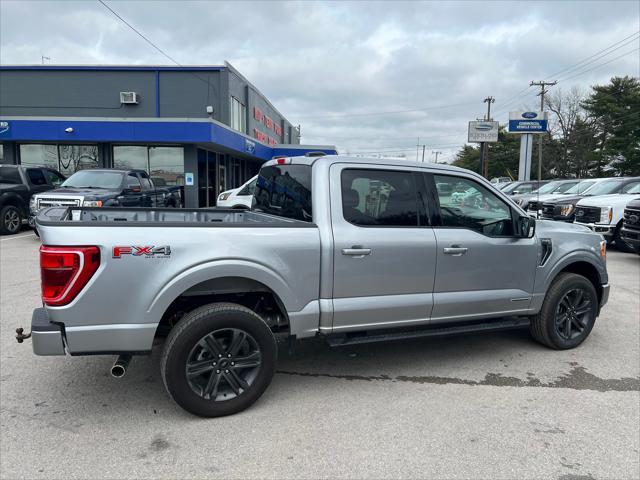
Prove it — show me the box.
[342,247,372,257]
[443,247,468,256]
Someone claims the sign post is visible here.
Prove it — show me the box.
[508,112,548,181]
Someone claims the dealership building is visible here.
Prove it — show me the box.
[0,63,336,208]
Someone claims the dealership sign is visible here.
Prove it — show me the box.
[0,121,9,135]
[468,121,499,143]
[508,111,548,133]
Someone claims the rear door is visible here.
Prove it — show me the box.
[330,164,437,332]
[428,173,538,322]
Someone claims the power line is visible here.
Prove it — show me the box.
[556,48,640,84]
[295,101,478,119]
[546,30,639,79]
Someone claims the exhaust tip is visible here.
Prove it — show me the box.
[111,365,126,378]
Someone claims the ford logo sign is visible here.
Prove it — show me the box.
[475,123,493,131]
[522,112,538,119]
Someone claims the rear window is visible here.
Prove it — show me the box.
[0,166,22,184]
[254,165,312,222]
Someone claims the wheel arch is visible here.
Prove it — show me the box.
[554,260,604,306]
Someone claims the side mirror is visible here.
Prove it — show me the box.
[125,186,141,194]
[511,190,520,195]
[516,215,535,238]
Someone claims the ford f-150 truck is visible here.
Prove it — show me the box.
[21,156,610,417]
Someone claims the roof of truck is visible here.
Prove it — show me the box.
[284,154,472,174]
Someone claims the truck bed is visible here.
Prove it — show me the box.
[36,206,313,228]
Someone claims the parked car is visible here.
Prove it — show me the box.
[24,156,609,417]
[30,169,180,227]
[540,177,640,223]
[0,164,65,235]
[216,175,258,209]
[574,183,640,252]
[501,180,549,196]
[497,181,514,190]
[527,179,601,218]
[490,176,511,184]
[150,177,183,208]
[621,197,640,254]
[512,179,580,211]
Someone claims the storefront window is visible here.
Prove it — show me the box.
[149,146,184,186]
[57,145,99,176]
[19,144,59,169]
[113,146,148,171]
[19,144,98,175]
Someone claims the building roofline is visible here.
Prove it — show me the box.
[0,65,226,72]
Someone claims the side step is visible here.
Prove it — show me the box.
[326,317,530,347]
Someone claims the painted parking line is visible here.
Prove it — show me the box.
[0,232,36,242]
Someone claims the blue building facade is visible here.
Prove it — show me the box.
[0,64,336,207]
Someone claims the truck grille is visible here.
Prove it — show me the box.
[575,206,600,224]
[528,201,541,211]
[37,197,81,209]
[624,206,640,231]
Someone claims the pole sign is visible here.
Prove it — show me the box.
[508,111,548,133]
[468,121,499,143]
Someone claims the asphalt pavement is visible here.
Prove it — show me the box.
[1,231,638,479]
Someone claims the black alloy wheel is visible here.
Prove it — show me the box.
[0,206,22,235]
[554,288,593,341]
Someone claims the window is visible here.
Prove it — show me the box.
[113,146,148,171]
[114,146,185,186]
[0,166,21,184]
[140,177,153,190]
[126,174,141,188]
[566,180,596,194]
[254,165,312,222]
[27,168,47,186]
[19,144,98,176]
[622,182,640,194]
[341,169,419,227]
[434,174,514,236]
[45,169,66,186]
[230,97,247,133]
[238,177,257,196]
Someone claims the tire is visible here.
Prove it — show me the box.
[161,302,277,417]
[614,223,635,253]
[0,206,22,235]
[530,273,599,350]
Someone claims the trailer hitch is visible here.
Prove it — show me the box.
[15,327,31,343]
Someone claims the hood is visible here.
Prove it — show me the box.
[535,218,594,236]
[544,195,585,205]
[577,194,640,208]
[0,183,26,192]
[39,187,118,197]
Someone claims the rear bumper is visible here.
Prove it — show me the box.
[31,308,65,356]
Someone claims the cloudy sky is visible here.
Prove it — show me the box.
[1,0,639,162]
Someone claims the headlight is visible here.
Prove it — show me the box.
[218,192,231,201]
[82,200,103,207]
[559,204,575,216]
[29,196,37,213]
[599,207,612,224]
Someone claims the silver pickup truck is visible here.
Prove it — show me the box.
[22,155,610,417]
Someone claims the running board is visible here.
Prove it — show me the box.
[326,317,530,347]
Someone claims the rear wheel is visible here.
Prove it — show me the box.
[161,302,277,417]
[0,206,22,235]
[530,273,598,349]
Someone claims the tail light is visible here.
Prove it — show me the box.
[40,246,100,306]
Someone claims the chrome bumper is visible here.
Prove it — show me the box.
[31,308,65,356]
[575,222,615,238]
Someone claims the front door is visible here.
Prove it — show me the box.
[330,164,437,332]
[429,173,538,322]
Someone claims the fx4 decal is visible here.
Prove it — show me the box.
[113,246,171,258]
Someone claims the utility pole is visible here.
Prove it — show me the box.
[530,80,556,181]
[480,96,495,178]
[421,145,426,162]
[433,151,442,163]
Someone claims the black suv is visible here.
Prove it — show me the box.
[0,165,65,235]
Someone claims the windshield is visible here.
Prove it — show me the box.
[584,180,622,196]
[500,182,520,193]
[61,170,124,189]
[564,180,596,194]
[626,183,640,194]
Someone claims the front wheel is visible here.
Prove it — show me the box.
[161,303,277,417]
[530,273,599,349]
[0,206,22,235]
